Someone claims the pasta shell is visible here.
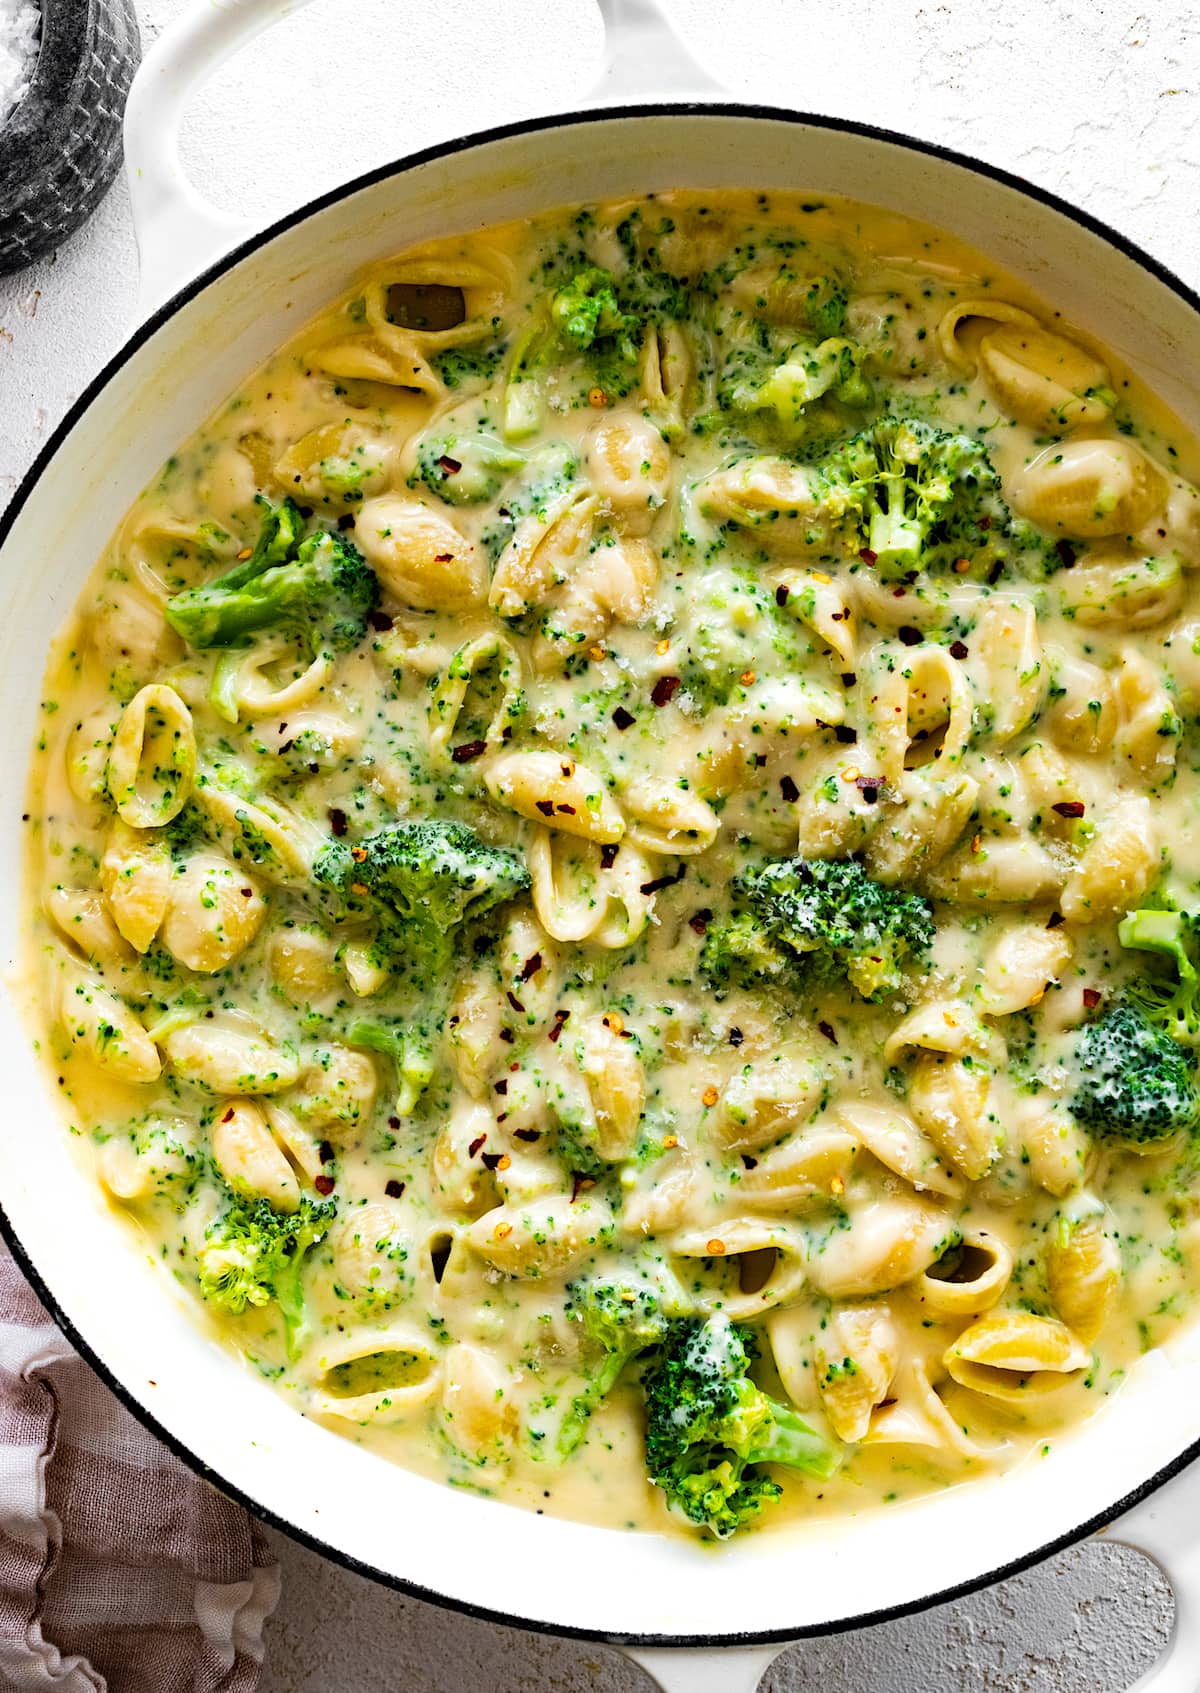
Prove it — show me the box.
[210,1098,299,1213]
[583,412,672,535]
[907,1054,1001,1182]
[943,1311,1089,1405]
[734,1129,859,1212]
[58,969,160,1084]
[465,1194,614,1279]
[1058,553,1183,630]
[484,750,624,843]
[355,495,485,611]
[913,1230,1012,1315]
[978,923,1072,1016]
[163,1018,299,1095]
[107,684,196,828]
[937,297,1038,371]
[1046,1205,1120,1342]
[834,1101,963,1198]
[977,323,1112,432]
[718,1055,824,1152]
[696,457,858,555]
[159,855,266,974]
[805,1197,959,1298]
[815,1306,899,1442]
[1011,438,1169,539]
[309,1325,442,1424]
[1060,794,1157,923]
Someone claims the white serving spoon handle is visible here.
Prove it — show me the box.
[624,1644,783,1693]
[122,0,721,319]
[1109,1457,1200,1691]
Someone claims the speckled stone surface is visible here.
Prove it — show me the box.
[1,2,1198,1687]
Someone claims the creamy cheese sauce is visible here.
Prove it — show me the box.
[24,191,1200,1538]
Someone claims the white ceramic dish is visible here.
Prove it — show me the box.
[3,3,1200,1687]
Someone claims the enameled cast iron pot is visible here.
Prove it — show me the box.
[3,4,1200,1687]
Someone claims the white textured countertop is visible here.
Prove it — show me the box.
[2,1,1198,1687]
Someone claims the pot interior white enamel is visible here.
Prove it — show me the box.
[4,109,1200,1643]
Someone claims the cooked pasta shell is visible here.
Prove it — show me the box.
[355,495,485,611]
[914,1230,1012,1315]
[696,456,858,555]
[937,297,1038,371]
[58,969,161,1084]
[533,536,659,672]
[46,887,135,969]
[267,929,339,1006]
[620,775,718,857]
[925,836,1065,906]
[101,820,171,954]
[1058,552,1183,630]
[1015,1099,1087,1197]
[66,708,117,805]
[815,1306,899,1442]
[433,1102,501,1218]
[287,1045,378,1138]
[309,1325,442,1425]
[776,567,857,667]
[440,1342,518,1463]
[718,1055,824,1152]
[671,1219,809,1320]
[427,632,523,764]
[1046,1205,1120,1342]
[484,750,624,843]
[943,1311,1090,1405]
[210,1098,299,1213]
[573,1015,646,1163]
[834,1101,963,1198]
[734,1129,859,1212]
[1043,648,1117,755]
[489,490,596,619]
[805,1197,959,1298]
[863,770,977,885]
[1060,794,1157,923]
[883,1001,997,1066]
[1011,438,1169,539]
[977,923,1072,1016]
[621,1159,701,1239]
[977,323,1112,432]
[863,1356,982,1459]
[163,1018,299,1095]
[969,600,1045,745]
[1111,648,1180,777]
[465,1194,614,1279]
[583,412,672,535]
[907,1054,1001,1183]
[107,684,196,829]
[330,1203,412,1305]
[1136,474,1200,570]
[273,420,392,509]
[159,855,266,974]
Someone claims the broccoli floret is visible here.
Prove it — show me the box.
[165,497,380,655]
[346,1018,436,1117]
[642,1314,840,1537]
[412,430,526,506]
[815,417,1015,579]
[1118,907,1200,1042]
[559,1279,670,1456]
[1073,1002,1199,1143]
[504,266,646,437]
[717,319,871,446]
[704,857,934,1002]
[197,1192,334,1358]
[550,266,642,361]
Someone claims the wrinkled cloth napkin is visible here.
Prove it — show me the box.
[0,1240,279,1692]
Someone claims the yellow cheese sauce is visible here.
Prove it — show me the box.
[24,190,1200,1538]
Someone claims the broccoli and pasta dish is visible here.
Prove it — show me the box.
[26,191,1200,1538]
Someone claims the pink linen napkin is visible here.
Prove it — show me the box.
[0,1239,279,1692]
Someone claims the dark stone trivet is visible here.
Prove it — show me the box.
[0,0,140,275]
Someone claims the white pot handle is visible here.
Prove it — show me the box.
[1107,1459,1200,1691]
[622,1644,784,1692]
[123,0,725,319]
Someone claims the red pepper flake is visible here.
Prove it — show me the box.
[949,640,969,660]
[775,584,790,606]
[506,990,526,1014]
[651,675,681,708]
[367,609,393,631]
[612,706,636,731]
[434,552,454,563]
[481,1151,505,1171]
[314,1174,336,1196]
[640,864,687,896]
[834,725,858,744]
[351,846,368,863]
[728,1026,744,1048]
[856,776,881,805]
[556,802,577,815]
[987,560,1005,585]
[979,515,993,531]
[535,799,555,817]
[388,1115,401,1130]
[513,1127,541,1143]
[548,1008,570,1044]
[385,1178,405,1199]
[1056,539,1077,569]
[318,1139,335,1165]
[437,454,462,475]
[468,1134,487,1158]
[452,739,488,764]
[741,1154,758,1171]
[780,775,800,803]
[328,807,348,837]
[1053,800,1086,818]
[494,1078,509,1096]
[499,1027,515,1044]
[818,1020,838,1045]
[221,1107,234,1123]
[1083,988,1102,1010]
[859,547,878,565]
[689,908,713,936]
[337,513,356,532]
[495,1112,508,1124]
[600,843,620,870]
[753,753,768,767]
[240,886,254,897]
[841,671,857,688]
[898,625,922,646]
[1047,911,1066,930]
[519,952,543,982]
[571,1172,596,1202]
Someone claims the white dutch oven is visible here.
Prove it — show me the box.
[3,3,1200,1688]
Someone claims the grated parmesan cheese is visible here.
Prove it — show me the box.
[0,0,39,128]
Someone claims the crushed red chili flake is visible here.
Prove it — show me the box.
[499,1027,515,1044]
[318,1140,335,1165]
[571,1172,596,1202]
[314,1175,335,1196]
[841,671,857,688]
[780,775,800,803]
[689,909,713,936]
[834,725,858,744]
[240,886,254,898]
[728,1027,744,1047]
[436,454,462,475]
[494,1078,509,1096]
[775,583,790,606]
[600,843,619,870]
[328,807,348,837]
[221,1107,235,1123]
[434,552,454,563]
[337,513,357,532]
[388,1115,401,1130]
[495,1112,508,1124]
[513,1127,541,1142]
[987,560,1005,585]
[385,1178,405,1199]
[753,753,768,767]
[612,706,636,730]
[1047,911,1066,929]
[640,865,687,896]
[452,739,488,764]
[1056,539,1077,568]
[506,990,526,1014]
[1083,988,1102,1010]
[1053,800,1086,818]
[519,952,543,982]
[741,1154,758,1170]
[535,799,555,817]
[979,515,993,530]
[818,1020,838,1044]
[481,1151,505,1171]
[859,547,878,565]
[548,1009,570,1043]
[350,846,368,863]
[367,609,393,631]
[856,776,881,805]
[949,640,969,660]
[898,625,922,646]
[556,802,577,815]
[651,675,681,707]
[468,1134,487,1158]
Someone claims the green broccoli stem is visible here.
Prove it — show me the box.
[868,500,923,571]
[558,1351,631,1458]
[745,1391,841,1479]
[347,1018,436,1117]
[1119,909,1198,989]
